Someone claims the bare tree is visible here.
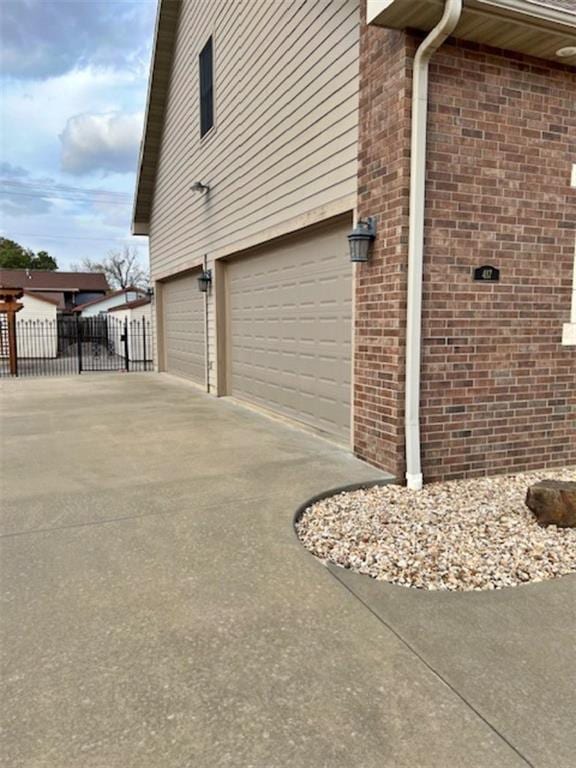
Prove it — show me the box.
[70,256,106,274]
[71,247,149,290]
[102,247,149,289]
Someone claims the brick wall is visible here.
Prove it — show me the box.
[353,21,413,478]
[355,24,576,481]
[422,41,576,481]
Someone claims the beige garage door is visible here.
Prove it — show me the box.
[228,218,352,442]
[162,271,205,383]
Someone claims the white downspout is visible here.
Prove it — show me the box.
[203,253,211,394]
[405,0,462,491]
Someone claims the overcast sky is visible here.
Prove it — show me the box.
[0,0,157,270]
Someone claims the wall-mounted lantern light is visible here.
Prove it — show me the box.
[197,268,212,293]
[347,217,376,263]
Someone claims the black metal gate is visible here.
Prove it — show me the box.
[0,315,153,378]
[78,316,127,372]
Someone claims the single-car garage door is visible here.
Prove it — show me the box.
[162,271,205,383]
[228,217,352,442]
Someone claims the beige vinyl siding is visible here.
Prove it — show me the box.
[148,0,359,392]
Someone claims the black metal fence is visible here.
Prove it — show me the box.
[0,315,153,378]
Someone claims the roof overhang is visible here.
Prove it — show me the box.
[132,0,181,235]
[22,290,60,306]
[367,0,576,65]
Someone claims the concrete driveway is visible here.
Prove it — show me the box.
[1,374,573,767]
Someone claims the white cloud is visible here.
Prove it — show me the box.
[60,112,143,175]
[0,1,153,270]
[2,67,146,179]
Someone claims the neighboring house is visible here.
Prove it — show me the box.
[0,291,58,359]
[133,0,575,484]
[108,298,153,361]
[0,269,109,311]
[73,287,146,317]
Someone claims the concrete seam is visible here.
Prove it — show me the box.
[329,567,536,768]
[0,493,282,540]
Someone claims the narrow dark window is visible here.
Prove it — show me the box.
[199,37,214,138]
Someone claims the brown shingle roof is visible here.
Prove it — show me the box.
[22,290,60,306]
[33,291,66,309]
[0,269,109,292]
[108,297,151,312]
[72,286,144,313]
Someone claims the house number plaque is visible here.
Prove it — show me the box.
[473,265,500,282]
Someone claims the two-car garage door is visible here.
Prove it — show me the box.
[227,218,352,442]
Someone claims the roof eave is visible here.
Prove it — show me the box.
[132,0,182,233]
[367,0,576,65]
[22,290,60,306]
[73,287,138,313]
[132,221,150,236]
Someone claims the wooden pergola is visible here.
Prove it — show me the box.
[0,287,24,376]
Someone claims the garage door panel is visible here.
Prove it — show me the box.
[228,219,352,441]
[162,273,204,383]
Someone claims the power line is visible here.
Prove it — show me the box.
[0,179,133,202]
[1,189,132,206]
[4,231,148,246]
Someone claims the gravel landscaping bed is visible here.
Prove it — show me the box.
[296,468,576,591]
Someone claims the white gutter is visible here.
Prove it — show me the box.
[368,0,576,29]
[405,0,463,490]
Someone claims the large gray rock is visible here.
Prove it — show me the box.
[526,480,576,528]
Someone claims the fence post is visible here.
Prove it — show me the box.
[123,317,130,372]
[142,316,147,372]
[7,311,18,377]
[76,314,83,374]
